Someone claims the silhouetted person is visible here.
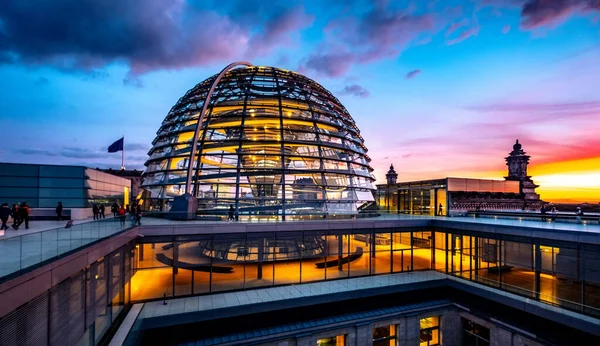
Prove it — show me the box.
[135,205,142,225]
[118,206,126,226]
[438,203,443,216]
[14,202,30,229]
[92,205,99,220]
[10,204,19,228]
[56,201,63,221]
[99,204,105,219]
[0,203,10,230]
[540,204,547,222]
[576,207,584,224]
[111,202,119,217]
[228,205,235,221]
[550,206,558,222]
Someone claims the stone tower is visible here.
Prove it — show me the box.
[386,164,398,185]
[505,140,540,204]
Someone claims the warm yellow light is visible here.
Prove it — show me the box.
[95,274,99,279]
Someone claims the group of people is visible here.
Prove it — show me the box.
[0,202,30,230]
[540,204,588,223]
[110,202,143,227]
[91,204,106,220]
[539,204,559,222]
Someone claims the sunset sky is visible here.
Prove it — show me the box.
[0,0,599,203]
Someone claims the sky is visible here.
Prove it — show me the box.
[0,0,599,203]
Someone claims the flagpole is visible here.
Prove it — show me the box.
[121,135,125,170]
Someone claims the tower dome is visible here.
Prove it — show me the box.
[142,63,375,219]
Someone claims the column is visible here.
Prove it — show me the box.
[257,238,265,280]
[398,316,420,345]
[534,243,541,299]
[441,311,462,345]
[355,324,372,346]
[338,234,344,271]
[491,326,512,346]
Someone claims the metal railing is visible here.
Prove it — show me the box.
[2,209,599,281]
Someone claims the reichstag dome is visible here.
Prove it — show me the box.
[142,62,375,219]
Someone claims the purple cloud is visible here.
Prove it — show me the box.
[446,26,481,45]
[521,0,600,28]
[0,0,311,76]
[405,69,422,79]
[502,24,512,33]
[338,84,370,98]
[446,19,470,36]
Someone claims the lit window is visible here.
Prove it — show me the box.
[420,316,440,346]
[372,325,396,346]
[317,335,345,346]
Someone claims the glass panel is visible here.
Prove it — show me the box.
[301,231,327,283]
[130,267,173,301]
[245,233,275,289]
[273,232,301,286]
[326,232,348,280]
[372,232,392,274]
[349,232,370,277]
[211,234,246,292]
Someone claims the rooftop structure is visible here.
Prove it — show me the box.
[378,140,542,215]
[1,215,599,346]
[0,162,132,220]
[142,63,376,220]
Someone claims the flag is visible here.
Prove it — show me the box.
[108,137,124,153]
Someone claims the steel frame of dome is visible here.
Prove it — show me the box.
[142,63,376,220]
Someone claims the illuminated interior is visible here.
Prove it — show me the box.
[142,65,376,218]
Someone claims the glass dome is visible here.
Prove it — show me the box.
[142,64,375,219]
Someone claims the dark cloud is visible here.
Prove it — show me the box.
[0,0,311,77]
[521,0,600,28]
[405,69,422,79]
[338,84,370,98]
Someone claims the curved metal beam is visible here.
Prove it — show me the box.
[185,61,254,195]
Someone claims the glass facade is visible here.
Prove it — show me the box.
[129,228,600,319]
[0,163,131,208]
[141,65,376,218]
[377,178,523,216]
[376,179,447,216]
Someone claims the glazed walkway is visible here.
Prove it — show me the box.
[1,213,599,279]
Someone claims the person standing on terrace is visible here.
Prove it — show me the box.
[0,203,10,230]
